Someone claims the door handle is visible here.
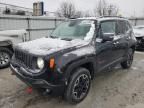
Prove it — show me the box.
[113,41,119,47]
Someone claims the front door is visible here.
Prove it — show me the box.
[95,20,117,72]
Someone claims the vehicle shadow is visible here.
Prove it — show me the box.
[136,49,144,52]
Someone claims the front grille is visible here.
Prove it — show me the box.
[14,49,33,68]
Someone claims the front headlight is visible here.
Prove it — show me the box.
[37,57,44,69]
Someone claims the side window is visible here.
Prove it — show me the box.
[116,20,128,35]
[126,21,132,30]
[100,21,116,35]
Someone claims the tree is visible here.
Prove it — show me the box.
[83,10,92,17]
[56,1,76,18]
[74,11,83,18]
[107,4,119,16]
[56,1,84,18]
[94,0,107,16]
[3,7,11,14]
[94,0,119,16]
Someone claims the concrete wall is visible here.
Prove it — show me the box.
[0,15,65,40]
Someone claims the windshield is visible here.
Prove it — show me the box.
[51,20,95,41]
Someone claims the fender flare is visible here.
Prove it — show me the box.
[62,56,96,82]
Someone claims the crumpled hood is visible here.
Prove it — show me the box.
[133,29,144,37]
[16,37,89,55]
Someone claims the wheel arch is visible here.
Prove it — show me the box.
[63,58,95,82]
[0,41,13,52]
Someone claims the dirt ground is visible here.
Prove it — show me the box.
[0,51,144,108]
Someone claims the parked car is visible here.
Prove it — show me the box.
[10,17,136,104]
[133,25,144,50]
[0,30,28,68]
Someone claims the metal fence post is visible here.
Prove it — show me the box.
[135,18,137,26]
[54,18,57,28]
[26,17,31,40]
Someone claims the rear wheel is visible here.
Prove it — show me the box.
[0,47,13,69]
[121,48,134,69]
[65,68,91,104]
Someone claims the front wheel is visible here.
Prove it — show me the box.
[64,68,91,104]
[121,48,134,69]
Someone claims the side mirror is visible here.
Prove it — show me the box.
[102,33,114,42]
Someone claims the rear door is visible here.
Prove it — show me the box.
[113,20,129,60]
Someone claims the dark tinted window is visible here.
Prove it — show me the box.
[101,21,116,34]
[116,20,129,35]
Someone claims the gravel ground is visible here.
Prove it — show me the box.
[0,51,144,108]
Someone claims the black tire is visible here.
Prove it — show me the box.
[64,67,91,104]
[121,48,134,69]
[0,47,13,69]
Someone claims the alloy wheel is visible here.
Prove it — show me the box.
[72,74,90,100]
[0,52,10,67]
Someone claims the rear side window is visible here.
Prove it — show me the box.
[101,21,116,34]
[116,20,129,35]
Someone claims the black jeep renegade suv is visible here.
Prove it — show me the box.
[10,17,136,104]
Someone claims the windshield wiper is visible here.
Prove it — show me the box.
[49,35,59,39]
[61,38,72,41]
[50,35,72,41]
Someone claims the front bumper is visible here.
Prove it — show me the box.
[10,64,65,96]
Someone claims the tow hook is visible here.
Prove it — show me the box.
[26,87,33,94]
[42,89,51,95]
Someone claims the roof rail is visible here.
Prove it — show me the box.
[99,16,126,19]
